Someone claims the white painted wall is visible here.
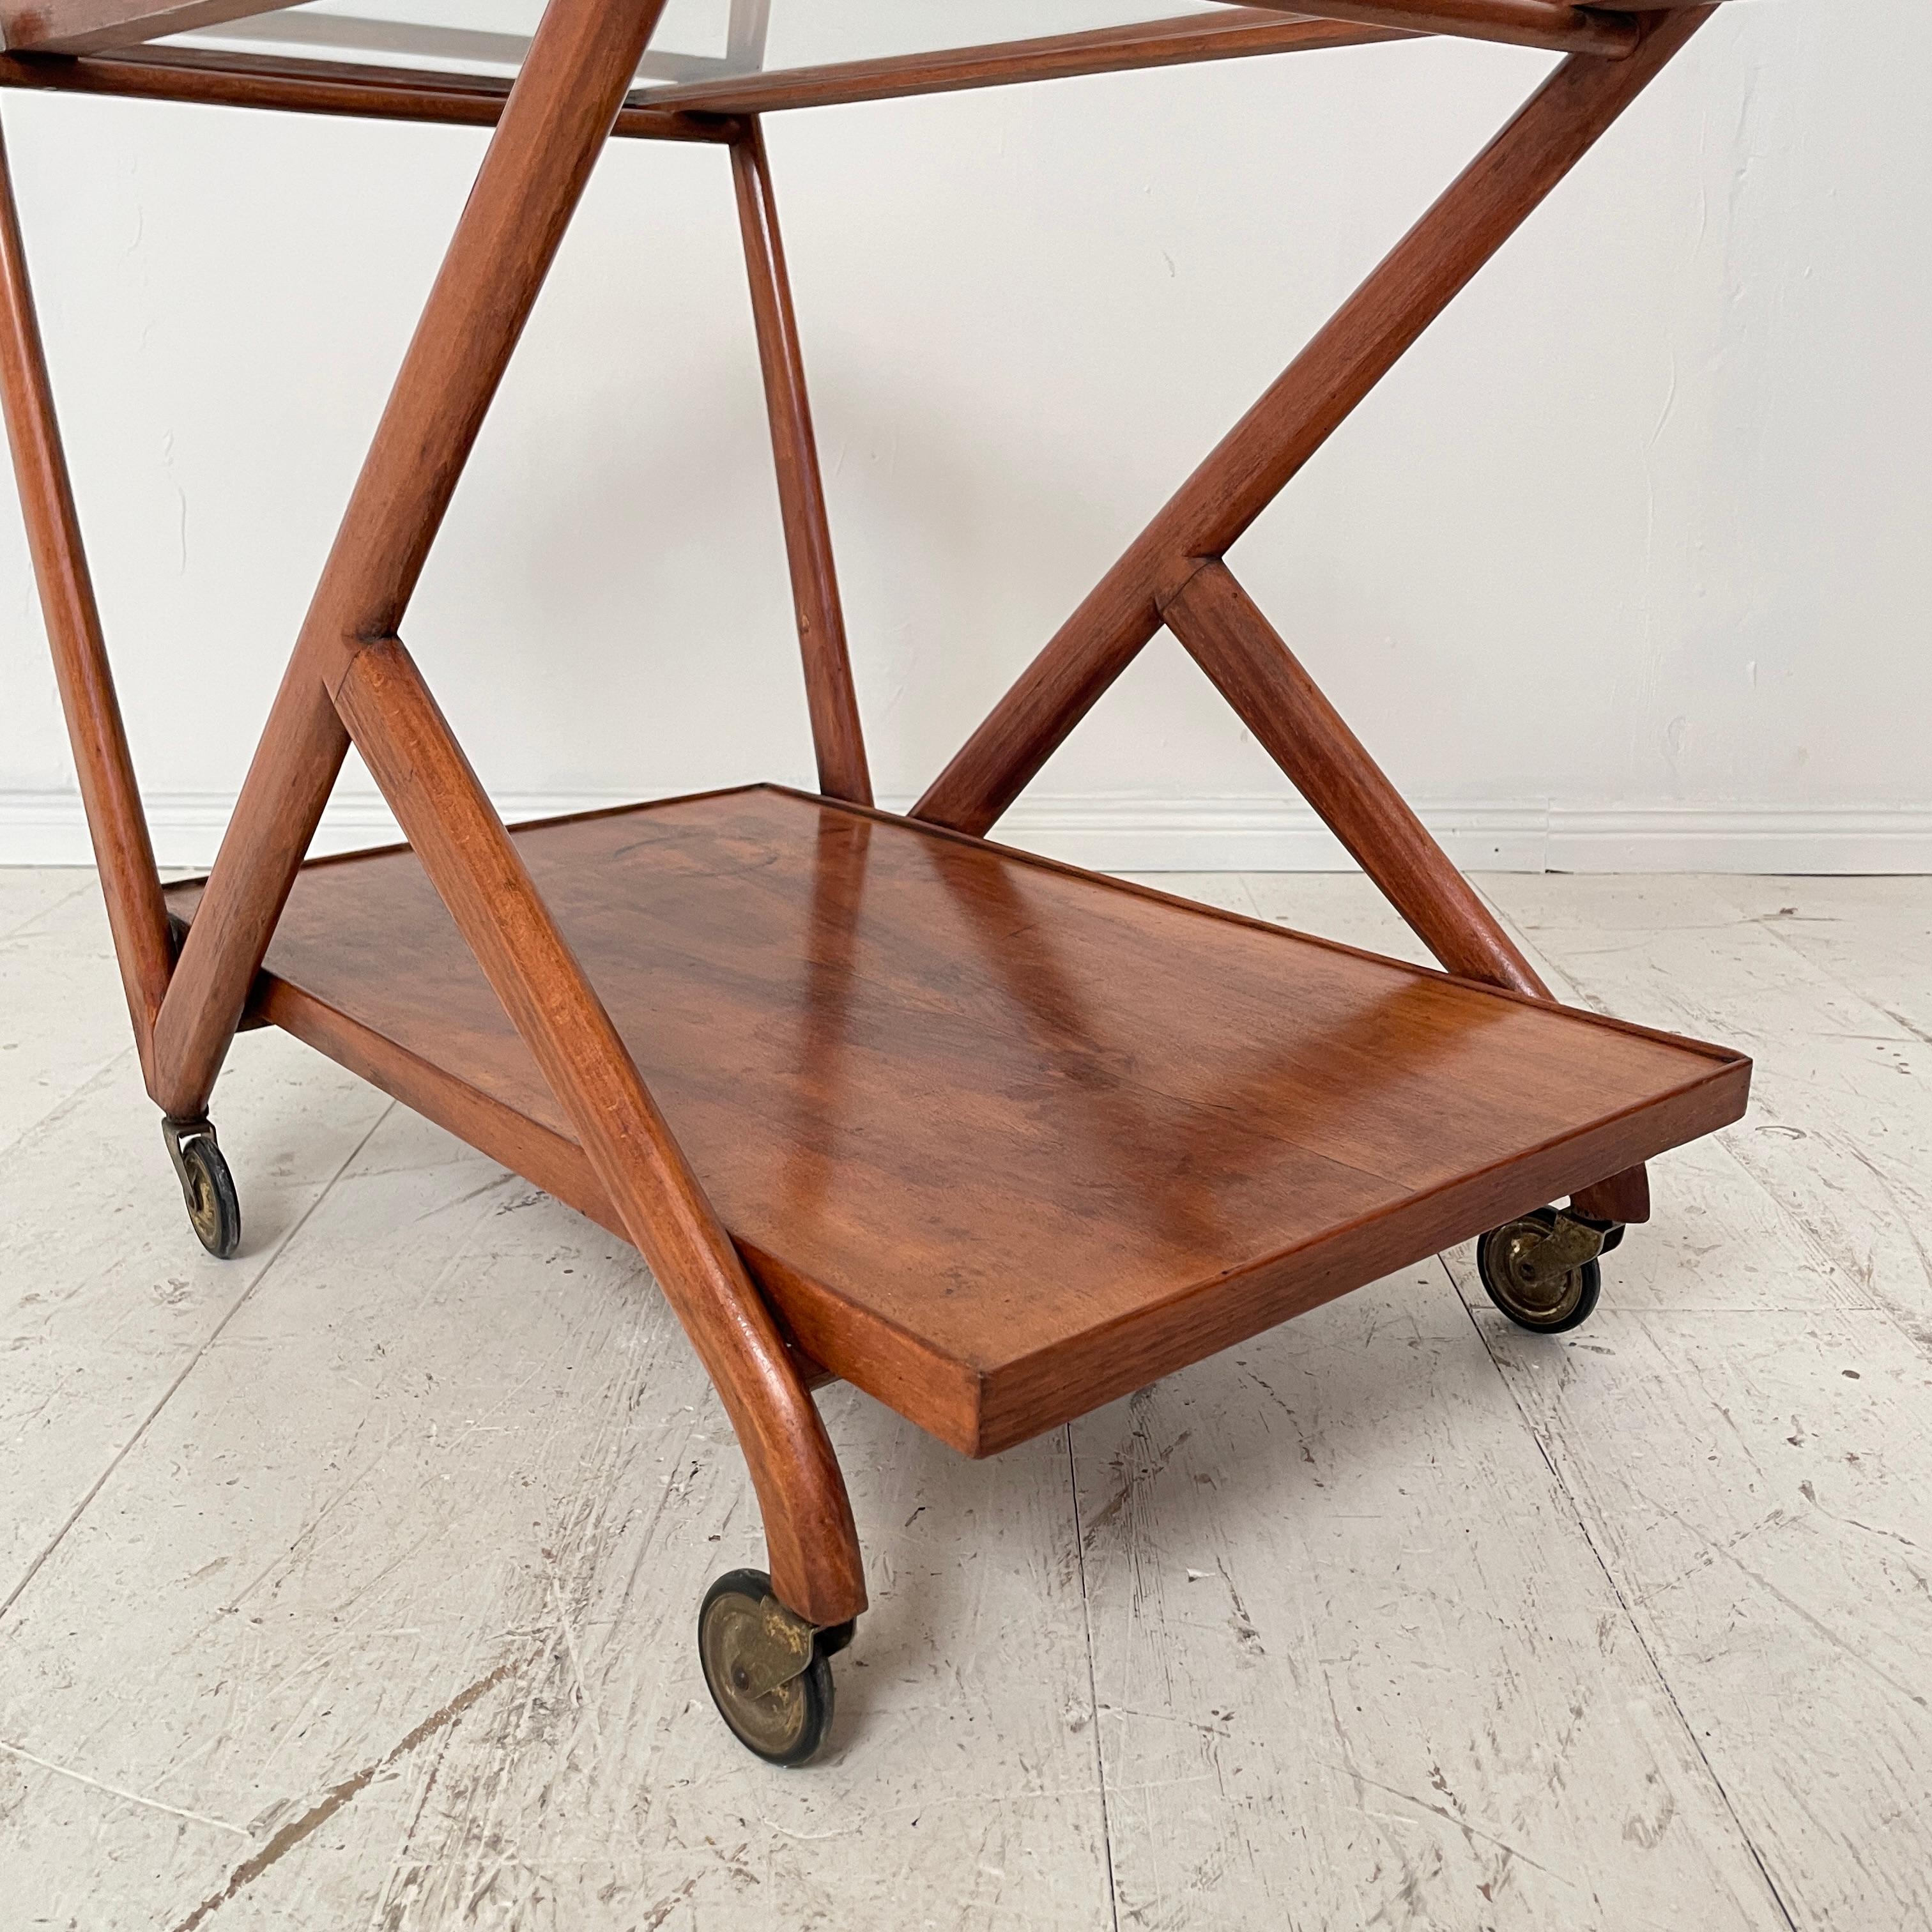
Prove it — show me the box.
[1,0,1924,871]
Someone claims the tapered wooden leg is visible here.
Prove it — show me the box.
[1163,557,1647,1222]
[913,8,1713,838]
[150,666,349,1118]
[335,636,865,1625]
[0,107,172,1082]
[153,0,677,1117]
[1163,560,1544,993]
[731,118,871,805]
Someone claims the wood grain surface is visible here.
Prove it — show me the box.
[165,787,1748,1454]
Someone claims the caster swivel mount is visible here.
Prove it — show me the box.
[1476,1204,1623,1334]
[697,1569,855,1767]
[162,1117,241,1260]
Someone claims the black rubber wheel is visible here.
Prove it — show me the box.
[180,1135,241,1260]
[697,1568,836,1767]
[1476,1207,1601,1334]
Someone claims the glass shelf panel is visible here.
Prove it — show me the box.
[164,0,1245,86]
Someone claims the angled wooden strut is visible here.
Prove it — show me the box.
[0,109,173,1087]
[731,116,871,806]
[138,0,861,1623]
[1225,0,1638,58]
[916,10,1712,1227]
[1160,558,1648,1222]
[914,10,1713,841]
[1160,558,1545,995]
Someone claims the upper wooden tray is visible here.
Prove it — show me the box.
[0,0,1720,148]
[165,786,1749,1455]
[30,0,1262,75]
[0,0,1673,95]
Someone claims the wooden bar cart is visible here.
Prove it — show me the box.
[0,0,1749,1764]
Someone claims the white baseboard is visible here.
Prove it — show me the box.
[2,788,1929,874]
[1535,808,1932,876]
[991,799,1932,876]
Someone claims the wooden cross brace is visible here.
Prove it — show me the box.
[907,11,1714,1223]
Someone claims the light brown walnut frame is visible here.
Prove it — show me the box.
[0,1,1722,1643]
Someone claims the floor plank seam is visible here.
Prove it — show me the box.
[0,1039,137,1169]
[1066,1423,1123,1932]
[0,1096,399,1627]
[1440,1258,1805,1932]
[1475,884,1932,1361]
[1756,1133,1932,1372]
[1696,889,1932,1370]
[0,1736,253,1840]
[1837,1142,1932,1360]
[1733,896,1932,1054]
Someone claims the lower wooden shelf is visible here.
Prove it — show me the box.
[164,785,1750,1456]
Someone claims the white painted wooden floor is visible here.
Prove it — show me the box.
[2,866,1928,1932]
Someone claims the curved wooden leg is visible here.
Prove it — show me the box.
[335,635,864,1627]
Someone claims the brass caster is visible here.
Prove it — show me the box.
[697,1568,845,1767]
[1475,1205,1615,1334]
[162,1117,241,1260]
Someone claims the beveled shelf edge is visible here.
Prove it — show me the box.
[164,782,1753,1461]
[974,1051,1750,1455]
